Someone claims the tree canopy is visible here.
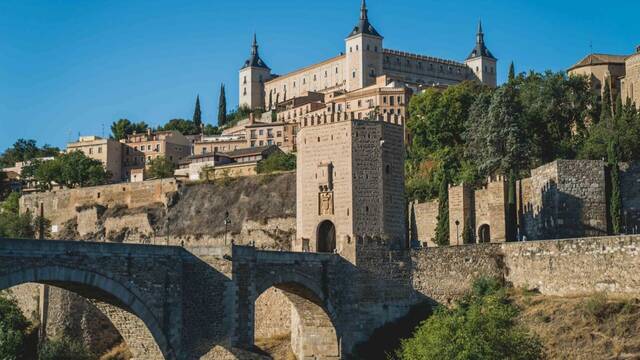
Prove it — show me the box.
[405,70,639,202]
[0,139,59,168]
[146,156,175,179]
[256,152,296,174]
[397,277,543,360]
[110,119,149,140]
[22,151,110,191]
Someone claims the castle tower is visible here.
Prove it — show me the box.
[295,118,406,264]
[464,21,497,88]
[239,34,271,110]
[345,0,383,92]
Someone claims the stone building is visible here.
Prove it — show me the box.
[411,159,640,246]
[568,53,627,100]
[237,1,497,151]
[570,45,640,108]
[120,129,191,181]
[66,136,123,182]
[295,113,405,264]
[621,46,640,107]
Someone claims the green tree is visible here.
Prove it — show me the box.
[0,193,35,239]
[466,84,529,177]
[608,136,622,234]
[203,124,222,136]
[110,119,149,140]
[38,336,93,360]
[256,152,296,174]
[0,293,32,360]
[218,84,227,126]
[146,156,175,179]
[600,78,613,124]
[508,61,515,82]
[0,139,59,168]
[397,277,543,360]
[59,151,110,188]
[193,95,202,129]
[434,176,449,246]
[157,119,199,135]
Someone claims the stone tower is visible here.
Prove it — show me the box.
[295,117,406,264]
[239,34,271,110]
[464,21,497,88]
[345,0,384,92]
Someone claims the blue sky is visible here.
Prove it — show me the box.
[1,0,638,151]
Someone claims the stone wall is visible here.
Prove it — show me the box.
[411,235,640,304]
[410,200,438,247]
[620,162,640,232]
[20,179,179,233]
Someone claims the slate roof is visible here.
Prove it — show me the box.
[467,21,496,60]
[241,34,270,70]
[347,0,382,38]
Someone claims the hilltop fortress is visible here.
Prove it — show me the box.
[238,0,496,117]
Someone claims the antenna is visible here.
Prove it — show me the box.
[589,40,593,55]
[102,123,105,138]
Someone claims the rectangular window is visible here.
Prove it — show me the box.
[276,131,282,137]
[251,130,257,139]
[267,140,273,145]
[98,147,102,154]
[390,97,395,106]
[88,148,93,155]
[357,100,362,107]
[267,129,273,138]
[259,129,264,136]
[383,96,387,104]
[259,140,264,146]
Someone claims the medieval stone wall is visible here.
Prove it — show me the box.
[620,162,640,232]
[20,179,178,232]
[411,200,438,247]
[410,235,640,304]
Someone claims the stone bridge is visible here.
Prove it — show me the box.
[0,238,418,359]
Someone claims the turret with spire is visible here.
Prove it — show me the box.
[239,33,271,109]
[464,20,497,87]
[242,33,270,70]
[347,0,382,38]
[345,0,384,91]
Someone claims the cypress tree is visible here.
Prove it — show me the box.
[508,61,515,83]
[600,78,612,124]
[608,136,622,234]
[434,176,450,246]
[218,84,227,126]
[193,95,202,129]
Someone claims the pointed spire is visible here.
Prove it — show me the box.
[242,32,269,69]
[251,33,258,56]
[360,0,368,20]
[476,20,484,44]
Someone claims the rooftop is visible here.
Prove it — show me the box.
[568,53,628,71]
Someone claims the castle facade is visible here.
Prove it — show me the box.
[239,1,497,116]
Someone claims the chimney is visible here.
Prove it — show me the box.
[249,112,255,125]
[636,45,640,53]
[147,128,152,137]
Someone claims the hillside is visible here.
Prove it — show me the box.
[515,292,640,360]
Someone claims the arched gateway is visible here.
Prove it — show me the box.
[317,220,336,253]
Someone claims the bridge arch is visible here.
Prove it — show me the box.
[253,277,340,359]
[0,265,174,360]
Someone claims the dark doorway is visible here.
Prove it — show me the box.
[478,224,491,243]
[317,220,336,253]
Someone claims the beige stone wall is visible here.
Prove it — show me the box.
[254,288,291,339]
[384,49,473,86]
[264,55,346,104]
[411,235,640,304]
[569,63,626,99]
[296,121,354,257]
[622,52,640,108]
[19,179,178,231]
[411,200,438,247]
[448,184,473,246]
[473,177,508,243]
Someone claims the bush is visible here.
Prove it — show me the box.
[396,277,543,360]
[38,336,93,360]
[146,156,175,179]
[0,293,31,359]
[256,152,296,174]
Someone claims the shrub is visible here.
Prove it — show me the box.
[256,152,296,174]
[396,277,543,360]
[0,293,31,359]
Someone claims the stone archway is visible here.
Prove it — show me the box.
[0,266,173,360]
[317,220,336,253]
[478,224,491,243]
[254,281,340,360]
